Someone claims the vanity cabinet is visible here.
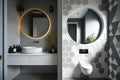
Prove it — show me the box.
[7,53,57,65]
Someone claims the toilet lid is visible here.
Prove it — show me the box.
[80,62,92,69]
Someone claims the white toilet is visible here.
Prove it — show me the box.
[79,61,93,75]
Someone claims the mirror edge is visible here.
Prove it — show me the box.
[19,8,51,40]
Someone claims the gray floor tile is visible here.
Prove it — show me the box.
[14,73,57,80]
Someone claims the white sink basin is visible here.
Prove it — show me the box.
[22,47,43,54]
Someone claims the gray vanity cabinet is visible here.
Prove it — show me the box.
[0,0,3,79]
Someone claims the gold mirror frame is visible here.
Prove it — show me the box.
[20,8,51,39]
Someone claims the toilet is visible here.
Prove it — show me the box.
[79,61,93,75]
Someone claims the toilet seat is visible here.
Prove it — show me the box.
[79,61,92,70]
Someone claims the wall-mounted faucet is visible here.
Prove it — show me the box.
[33,41,39,44]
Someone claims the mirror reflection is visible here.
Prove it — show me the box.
[21,9,49,38]
[67,9,102,44]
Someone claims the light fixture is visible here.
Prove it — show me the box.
[19,8,51,40]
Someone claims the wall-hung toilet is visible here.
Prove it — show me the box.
[79,61,93,75]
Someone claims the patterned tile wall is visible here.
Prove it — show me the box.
[108,0,120,80]
[62,0,108,78]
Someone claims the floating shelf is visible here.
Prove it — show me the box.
[8,52,57,65]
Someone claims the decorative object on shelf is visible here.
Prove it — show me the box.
[8,46,13,53]
[16,45,22,52]
[13,45,17,53]
[16,0,24,14]
[8,44,22,53]
[16,4,24,14]
[49,5,54,13]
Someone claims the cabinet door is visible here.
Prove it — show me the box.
[0,0,3,79]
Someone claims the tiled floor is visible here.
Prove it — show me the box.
[13,73,57,80]
[63,78,109,80]
[14,73,108,80]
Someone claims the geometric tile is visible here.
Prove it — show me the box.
[111,0,115,6]
[117,67,120,73]
[113,0,119,6]
[63,28,68,34]
[97,52,102,57]
[63,51,68,57]
[108,0,120,79]
[69,62,74,68]
[109,32,114,36]
[104,57,108,63]
[66,46,72,51]
[69,0,75,5]
[116,35,120,41]
[109,5,118,24]
[63,0,69,5]
[109,25,113,31]
[118,27,120,34]
[63,40,68,46]
[63,5,66,10]
[99,68,104,74]
[63,10,69,16]
[111,70,115,78]
[82,0,88,5]
[113,37,117,46]
[69,40,74,46]
[109,4,113,12]
[112,17,118,23]
[66,4,72,10]
[69,51,75,57]
[116,42,120,48]
[75,0,81,5]
[111,21,119,35]
[96,63,102,68]
[94,58,99,63]
[111,63,117,70]
[63,62,68,68]
[66,57,72,63]
[116,72,120,80]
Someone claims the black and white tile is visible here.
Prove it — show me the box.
[108,0,120,80]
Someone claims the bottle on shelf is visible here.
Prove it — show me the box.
[13,45,17,53]
[17,45,22,52]
[8,46,13,53]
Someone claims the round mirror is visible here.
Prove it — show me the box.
[20,8,51,39]
[67,8,103,44]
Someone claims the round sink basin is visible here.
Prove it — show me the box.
[22,46,43,54]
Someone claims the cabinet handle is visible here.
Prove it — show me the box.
[0,55,2,60]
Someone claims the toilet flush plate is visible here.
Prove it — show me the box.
[79,49,88,54]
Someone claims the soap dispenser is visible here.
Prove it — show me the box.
[17,45,22,52]
[13,45,17,53]
[8,46,13,53]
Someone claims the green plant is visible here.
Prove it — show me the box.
[87,33,95,43]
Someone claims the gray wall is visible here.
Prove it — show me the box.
[108,0,120,80]
[7,0,20,48]
[20,0,58,52]
[7,0,58,52]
